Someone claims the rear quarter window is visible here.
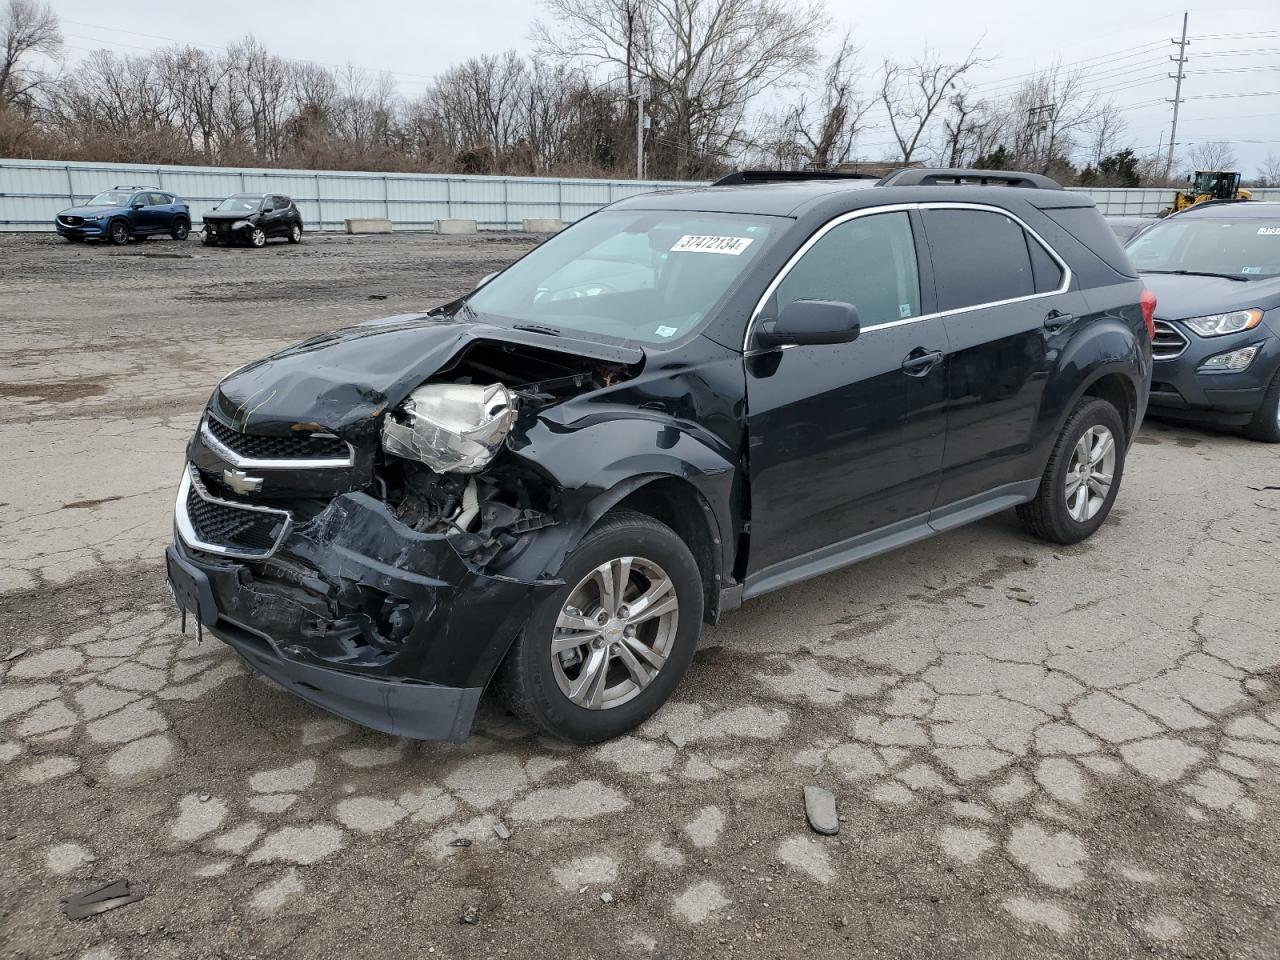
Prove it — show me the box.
[1043,205,1138,278]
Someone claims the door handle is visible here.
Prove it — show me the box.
[901,348,943,377]
[1043,309,1073,331]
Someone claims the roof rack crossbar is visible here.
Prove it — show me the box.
[876,168,1062,190]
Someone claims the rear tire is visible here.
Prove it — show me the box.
[495,509,703,743]
[1018,397,1127,545]
[1244,368,1280,443]
[287,222,302,243]
[107,220,130,246]
[171,218,190,241]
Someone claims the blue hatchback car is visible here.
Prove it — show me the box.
[55,186,191,245]
[1126,201,1280,442]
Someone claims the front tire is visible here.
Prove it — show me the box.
[107,220,130,246]
[495,509,704,743]
[1244,368,1280,443]
[249,227,266,248]
[1018,397,1126,545]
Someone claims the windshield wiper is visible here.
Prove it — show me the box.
[1143,269,1249,282]
[512,323,562,337]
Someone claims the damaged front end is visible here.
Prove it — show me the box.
[167,315,646,740]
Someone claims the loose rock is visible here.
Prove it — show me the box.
[804,785,839,835]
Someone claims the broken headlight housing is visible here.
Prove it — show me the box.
[382,382,516,474]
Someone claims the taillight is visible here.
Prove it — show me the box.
[1140,289,1157,340]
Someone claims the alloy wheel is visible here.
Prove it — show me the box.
[251,228,266,247]
[1064,424,1115,522]
[290,224,301,242]
[550,556,679,710]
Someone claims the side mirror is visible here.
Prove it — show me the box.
[756,300,861,348]
[132,201,145,209]
[474,271,499,291]
[262,206,273,213]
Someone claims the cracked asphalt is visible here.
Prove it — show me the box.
[2,231,1279,960]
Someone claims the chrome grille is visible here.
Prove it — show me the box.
[1152,319,1188,360]
[202,416,352,467]
[176,467,291,559]
[59,216,83,226]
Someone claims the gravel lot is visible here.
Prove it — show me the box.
[2,231,1279,960]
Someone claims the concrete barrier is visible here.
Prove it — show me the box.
[522,217,565,233]
[344,218,394,234]
[436,218,478,235]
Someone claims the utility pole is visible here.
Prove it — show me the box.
[1165,11,1189,179]
[635,85,646,180]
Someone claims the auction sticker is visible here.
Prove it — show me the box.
[671,235,755,255]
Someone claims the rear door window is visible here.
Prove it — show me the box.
[924,209,1035,310]
[773,211,921,328]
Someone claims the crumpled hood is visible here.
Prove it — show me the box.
[202,211,258,223]
[1140,272,1280,321]
[58,205,121,217]
[210,313,643,439]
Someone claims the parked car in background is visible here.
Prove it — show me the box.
[55,187,190,245]
[1125,201,1280,442]
[202,193,303,248]
[1107,216,1157,244]
[166,167,1152,745]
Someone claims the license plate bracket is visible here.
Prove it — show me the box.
[165,547,218,628]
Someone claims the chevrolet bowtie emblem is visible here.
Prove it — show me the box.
[222,467,264,495]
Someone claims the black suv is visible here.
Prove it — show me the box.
[166,168,1152,744]
[201,193,304,247]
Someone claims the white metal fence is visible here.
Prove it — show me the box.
[0,158,692,232]
[2,157,1278,231]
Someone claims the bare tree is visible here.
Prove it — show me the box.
[1084,100,1126,169]
[1256,152,1280,188]
[776,31,871,169]
[1188,140,1238,172]
[878,45,984,164]
[537,0,827,177]
[0,0,60,107]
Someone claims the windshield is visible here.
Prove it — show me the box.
[87,190,134,207]
[214,197,262,213]
[1126,216,1280,280]
[466,210,778,344]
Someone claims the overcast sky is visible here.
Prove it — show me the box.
[44,0,1280,175]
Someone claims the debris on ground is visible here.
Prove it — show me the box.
[493,822,511,841]
[460,905,479,925]
[804,786,839,836]
[62,880,143,920]
[3,647,27,662]
[447,837,472,848]
[600,892,615,904]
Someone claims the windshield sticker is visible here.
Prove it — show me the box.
[655,325,678,338]
[899,304,912,318]
[670,235,754,255]
[1258,227,1280,236]
[1242,267,1263,274]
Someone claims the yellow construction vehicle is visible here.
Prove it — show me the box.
[1162,170,1252,216]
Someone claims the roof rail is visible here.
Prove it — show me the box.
[113,184,161,190]
[876,168,1062,190]
[712,169,882,186]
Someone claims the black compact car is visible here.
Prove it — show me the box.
[202,193,303,247]
[55,186,191,244]
[1125,201,1280,442]
[166,168,1152,744]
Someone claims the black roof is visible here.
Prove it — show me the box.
[612,178,1092,219]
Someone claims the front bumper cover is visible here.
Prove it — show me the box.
[1149,322,1280,425]
[166,488,556,741]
